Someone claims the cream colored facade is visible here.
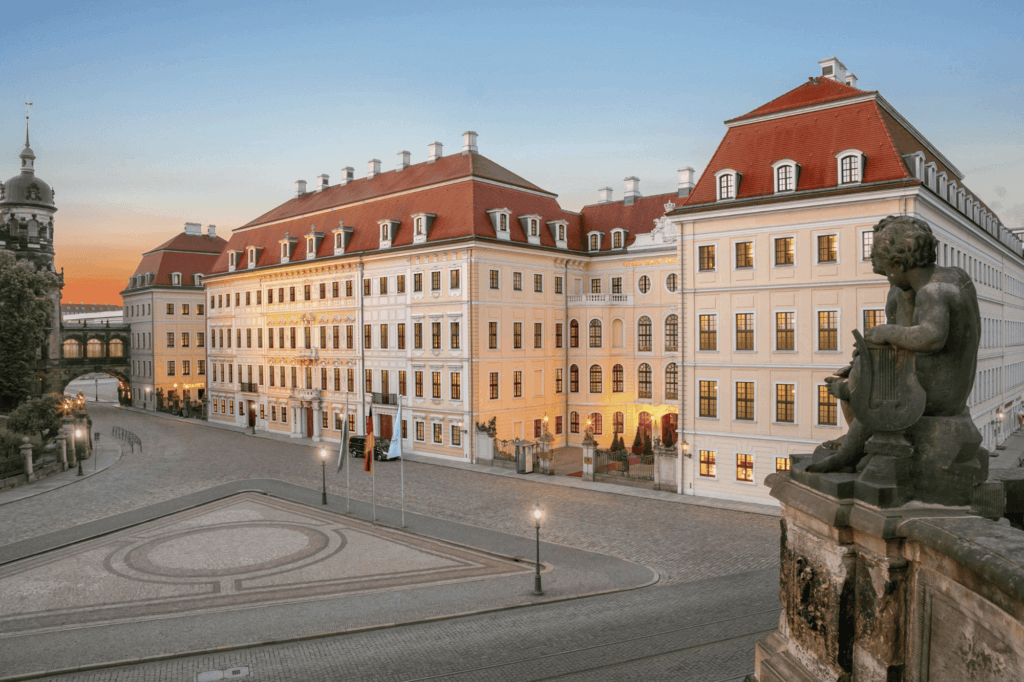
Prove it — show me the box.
[672,187,1024,506]
[204,237,681,457]
[123,287,209,409]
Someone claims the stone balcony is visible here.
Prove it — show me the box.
[566,294,633,306]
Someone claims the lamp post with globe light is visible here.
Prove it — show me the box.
[75,428,83,476]
[320,447,328,505]
[532,502,543,595]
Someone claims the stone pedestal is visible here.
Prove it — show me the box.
[752,473,1024,682]
[57,434,67,470]
[581,435,595,482]
[20,437,34,482]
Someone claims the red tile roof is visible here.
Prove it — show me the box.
[681,100,912,207]
[578,194,677,251]
[241,153,553,229]
[130,232,227,288]
[728,78,869,123]
[146,232,226,255]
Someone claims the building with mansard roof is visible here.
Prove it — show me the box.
[667,57,1024,504]
[201,133,686,460]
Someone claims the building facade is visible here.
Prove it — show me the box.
[203,135,684,456]
[121,223,225,410]
[668,58,1024,504]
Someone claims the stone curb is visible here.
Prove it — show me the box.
[0,481,659,681]
[0,441,123,508]
[113,406,781,518]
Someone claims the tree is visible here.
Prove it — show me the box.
[6,393,62,442]
[632,426,642,450]
[0,252,58,410]
[643,434,653,457]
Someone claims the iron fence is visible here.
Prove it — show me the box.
[594,448,655,481]
[493,438,517,463]
[111,426,142,453]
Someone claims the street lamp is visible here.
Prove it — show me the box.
[75,428,83,476]
[320,447,328,505]
[532,502,543,596]
[681,440,691,458]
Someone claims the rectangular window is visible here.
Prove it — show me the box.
[699,245,716,271]
[333,281,339,298]
[431,371,441,399]
[862,231,874,261]
[303,327,311,349]
[380,370,389,394]
[334,368,341,392]
[414,323,423,349]
[379,324,388,349]
[776,384,795,423]
[364,324,372,349]
[197,304,205,315]
[450,269,460,290]
[396,275,405,293]
[534,274,543,292]
[736,313,754,351]
[863,309,885,331]
[347,368,354,392]
[182,332,190,347]
[699,314,717,351]
[167,360,175,376]
[432,322,441,349]
[699,380,717,418]
[818,385,838,425]
[555,276,563,294]
[450,322,460,350]
[776,312,794,351]
[365,369,373,393]
[431,271,441,291]
[245,292,251,306]
[397,323,406,349]
[332,325,339,349]
[774,237,794,266]
[736,382,755,421]
[166,332,175,348]
[489,372,498,399]
[555,323,563,349]
[735,242,753,269]
[416,422,425,441]
[379,277,388,295]
[534,322,542,349]
[818,234,837,263]
[818,311,838,351]
[415,371,424,398]
[699,450,716,477]
[590,278,601,294]
[776,457,791,473]
[736,454,754,482]
[513,272,522,291]
[611,277,622,294]
[489,270,499,289]
[182,360,191,376]
[513,322,522,349]
[555,415,563,434]
[346,325,353,349]
[166,303,175,315]
[451,372,461,400]
[362,279,370,296]
[346,280,353,297]
[555,368,563,393]
[289,286,295,302]
[513,370,522,398]
[399,370,407,396]
[290,327,296,349]
[198,360,205,376]
[451,425,461,447]
[182,303,190,315]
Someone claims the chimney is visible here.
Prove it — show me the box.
[367,159,381,179]
[624,177,641,206]
[184,222,201,236]
[316,174,330,192]
[598,187,613,204]
[462,131,478,155]
[295,180,307,197]
[207,224,217,239]
[397,150,411,171]
[428,141,443,163]
[817,56,847,83]
[845,73,858,88]
[339,167,354,186]
[678,167,696,197]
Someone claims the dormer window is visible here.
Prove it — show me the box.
[227,250,240,272]
[530,219,538,236]
[193,274,202,286]
[547,220,568,249]
[558,224,565,241]
[519,214,543,246]
[171,272,182,286]
[246,246,262,269]
[714,169,741,201]
[486,209,512,241]
[836,150,865,185]
[378,219,399,249]
[415,217,424,235]
[332,221,353,254]
[771,159,799,193]
[410,213,436,245]
[587,232,602,252]
[279,234,297,263]
[611,229,627,249]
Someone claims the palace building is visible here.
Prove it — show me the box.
[122,223,225,410]
[667,58,1024,504]
[202,134,684,456]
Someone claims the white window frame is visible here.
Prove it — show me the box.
[696,378,719,421]
[772,381,798,426]
[814,230,840,265]
[835,149,865,185]
[733,310,756,353]
[860,228,875,261]
[771,234,797,268]
[697,448,719,480]
[814,308,842,354]
[714,168,741,201]
[732,379,758,423]
[816,381,843,428]
[587,231,603,252]
[171,272,182,286]
[770,159,799,193]
[733,452,757,486]
[773,309,797,353]
[731,238,755,271]
[696,312,719,354]
[696,241,718,273]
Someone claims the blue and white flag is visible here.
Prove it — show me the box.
[386,401,403,460]
[337,395,349,473]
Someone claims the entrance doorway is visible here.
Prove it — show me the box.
[305,408,314,437]
[379,414,393,441]
[661,413,678,446]
[248,402,256,428]
[638,411,652,441]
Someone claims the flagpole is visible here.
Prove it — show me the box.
[400,398,405,528]
[372,454,376,524]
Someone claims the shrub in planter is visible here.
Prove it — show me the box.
[632,427,643,455]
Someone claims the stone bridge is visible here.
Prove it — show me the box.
[50,321,131,396]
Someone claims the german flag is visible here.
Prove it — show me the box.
[363,406,374,474]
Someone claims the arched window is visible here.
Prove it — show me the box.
[589,412,603,435]
[666,273,678,292]
[569,365,579,393]
[589,319,602,348]
[63,339,82,358]
[86,339,105,358]
[570,411,580,434]
[589,365,603,393]
[108,339,124,357]
[638,363,652,399]
[612,364,624,393]
[665,363,678,400]
[665,315,678,351]
[570,320,579,348]
[613,411,624,434]
[638,317,652,352]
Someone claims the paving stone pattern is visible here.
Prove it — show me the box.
[0,406,778,586]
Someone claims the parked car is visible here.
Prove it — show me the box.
[349,436,395,461]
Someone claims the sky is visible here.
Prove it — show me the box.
[1,0,1022,304]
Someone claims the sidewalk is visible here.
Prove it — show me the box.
[991,427,1024,470]
[0,441,123,507]
[116,405,781,517]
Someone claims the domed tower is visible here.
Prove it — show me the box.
[0,115,64,394]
